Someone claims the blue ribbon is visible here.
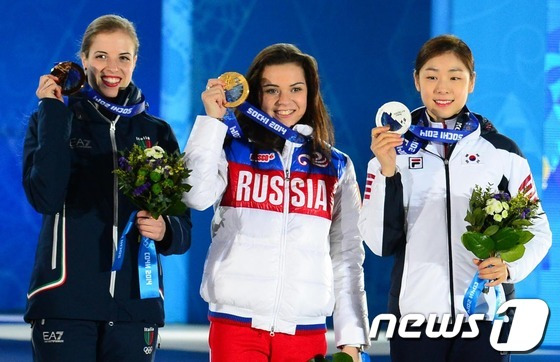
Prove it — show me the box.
[238,102,308,144]
[138,236,160,299]
[396,107,479,155]
[220,98,308,144]
[463,271,505,320]
[222,108,245,139]
[111,211,137,271]
[84,85,146,117]
[111,211,160,299]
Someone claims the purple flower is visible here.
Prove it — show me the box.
[493,192,511,201]
[521,208,531,219]
[118,157,132,171]
[132,182,151,197]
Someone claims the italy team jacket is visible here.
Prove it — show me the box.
[22,86,191,326]
[358,107,552,321]
[183,116,369,347]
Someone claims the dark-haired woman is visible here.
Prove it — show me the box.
[359,34,552,362]
[183,43,369,361]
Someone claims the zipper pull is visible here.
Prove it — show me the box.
[285,169,290,181]
[110,121,116,131]
[270,326,275,337]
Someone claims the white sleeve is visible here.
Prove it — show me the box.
[182,116,229,211]
[329,156,370,348]
[358,158,388,256]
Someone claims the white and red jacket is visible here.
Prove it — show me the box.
[358,108,552,321]
[183,116,369,347]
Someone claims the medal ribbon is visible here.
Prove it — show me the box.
[138,235,160,299]
[111,211,160,299]
[111,211,136,272]
[84,85,146,117]
[221,100,308,144]
[396,107,479,155]
[463,271,505,320]
[222,109,245,139]
[238,102,307,143]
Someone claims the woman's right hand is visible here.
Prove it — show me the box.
[36,74,63,102]
[201,78,227,119]
[370,126,403,177]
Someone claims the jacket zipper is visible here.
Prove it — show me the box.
[92,97,128,298]
[443,157,456,323]
[270,146,294,335]
[109,120,119,297]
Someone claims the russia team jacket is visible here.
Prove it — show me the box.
[22,85,191,326]
[183,116,369,347]
[358,107,552,321]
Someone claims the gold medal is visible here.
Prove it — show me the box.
[218,71,249,107]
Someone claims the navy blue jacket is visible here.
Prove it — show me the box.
[22,84,191,326]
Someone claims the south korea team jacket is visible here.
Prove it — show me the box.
[183,116,370,348]
[358,107,552,321]
[22,86,191,326]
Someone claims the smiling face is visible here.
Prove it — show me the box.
[80,30,137,99]
[414,51,475,122]
[259,63,307,128]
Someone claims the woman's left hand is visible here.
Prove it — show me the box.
[473,257,509,287]
[340,346,360,362]
[136,210,166,241]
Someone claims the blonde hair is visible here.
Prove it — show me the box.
[79,14,139,58]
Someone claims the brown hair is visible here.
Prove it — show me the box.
[414,34,475,77]
[78,14,139,58]
[239,43,334,158]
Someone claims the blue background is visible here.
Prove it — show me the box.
[1,0,558,349]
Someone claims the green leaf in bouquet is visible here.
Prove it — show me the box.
[165,200,187,216]
[483,225,499,237]
[492,227,519,252]
[307,352,353,362]
[464,210,475,225]
[516,230,534,245]
[472,208,486,230]
[135,176,145,187]
[512,219,532,227]
[461,232,494,259]
[500,244,526,262]
[331,352,354,362]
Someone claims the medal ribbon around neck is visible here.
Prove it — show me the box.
[396,107,479,155]
[84,85,146,117]
[219,72,308,144]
